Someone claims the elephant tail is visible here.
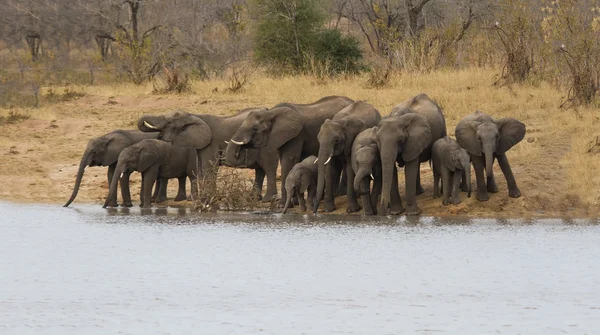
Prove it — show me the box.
[64,149,92,207]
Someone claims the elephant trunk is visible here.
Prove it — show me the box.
[225,142,244,167]
[483,144,494,178]
[354,167,371,195]
[282,183,295,214]
[378,144,396,214]
[230,128,252,146]
[313,147,330,213]
[63,149,92,207]
[464,161,472,198]
[103,164,124,208]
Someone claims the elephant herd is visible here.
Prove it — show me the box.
[64,93,526,216]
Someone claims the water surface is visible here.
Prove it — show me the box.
[1,202,599,334]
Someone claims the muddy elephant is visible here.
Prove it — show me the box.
[228,96,354,205]
[313,101,381,213]
[282,155,318,214]
[103,139,198,209]
[138,107,268,198]
[455,111,525,201]
[63,130,176,207]
[378,93,447,215]
[431,136,472,205]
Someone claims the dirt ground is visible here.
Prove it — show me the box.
[1,69,599,218]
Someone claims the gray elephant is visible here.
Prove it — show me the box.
[313,101,381,213]
[224,141,266,199]
[63,130,180,207]
[431,136,472,205]
[455,111,525,201]
[228,96,354,205]
[282,155,318,214]
[103,139,198,208]
[378,93,447,215]
[138,107,268,199]
[351,126,393,215]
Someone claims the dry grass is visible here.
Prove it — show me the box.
[0,67,598,216]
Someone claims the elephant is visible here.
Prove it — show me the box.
[224,141,266,199]
[63,130,181,207]
[282,155,318,214]
[228,96,354,205]
[455,111,526,201]
[431,136,472,205]
[351,126,393,216]
[313,100,381,213]
[378,93,447,215]
[103,139,198,208]
[138,107,268,199]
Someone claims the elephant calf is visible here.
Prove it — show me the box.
[431,136,472,205]
[282,156,318,214]
[103,139,198,209]
[352,127,384,215]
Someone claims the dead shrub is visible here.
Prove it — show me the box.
[152,65,191,94]
[365,57,392,88]
[227,62,256,93]
[0,111,30,125]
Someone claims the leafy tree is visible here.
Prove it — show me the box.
[312,29,363,74]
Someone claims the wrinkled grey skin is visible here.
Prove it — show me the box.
[282,155,318,214]
[431,136,472,205]
[103,140,198,209]
[313,101,381,213]
[455,111,526,202]
[378,93,447,215]
[351,127,391,215]
[228,96,354,206]
[224,141,265,200]
[63,130,175,208]
[138,107,267,199]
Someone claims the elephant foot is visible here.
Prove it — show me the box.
[255,193,263,201]
[508,187,521,198]
[405,205,422,216]
[121,202,133,208]
[292,196,299,206]
[155,196,167,203]
[416,184,425,195]
[261,193,277,203]
[432,192,441,199]
[107,202,119,208]
[476,192,489,202]
[346,202,361,214]
[442,198,450,206]
[282,201,293,209]
[451,197,462,205]
[322,201,336,213]
[140,203,152,209]
[364,208,375,215]
[174,194,187,202]
[487,182,499,193]
[460,184,469,192]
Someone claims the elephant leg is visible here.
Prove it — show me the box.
[496,153,521,198]
[346,161,361,213]
[404,159,421,215]
[460,169,469,192]
[120,172,133,207]
[416,168,425,195]
[471,155,489,201]
[140,167,159,209]
[441,167,452,206]
[296,189,306,212]
[432,167,441,198]
[360,179,374,215]
[154,178,168,203]
[322,158,339,212]
[335,165,347,196]
[307,182,316,211]
[260,148,280,202]
[278,141,302,207]
[253,168,265,201]
[106,164,118,207]
[369,174,382,215]
[451,171,463,204]
[150,178,159,202]
[486,156,498,193]
[198,148,220,200]
[174,176,187,202]
[390,166,405,215]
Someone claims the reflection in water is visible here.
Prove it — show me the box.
[1,202,599,334]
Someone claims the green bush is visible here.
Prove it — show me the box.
[312,29,363,75]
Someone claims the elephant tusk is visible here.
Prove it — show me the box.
[231,139,245,145]
[143,121,158,130]
[119,173,124,179]
[324,157,332,165]
[370,174,374,180]
[314,158,318,164]
[224,140,230,144]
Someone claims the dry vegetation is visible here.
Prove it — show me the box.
[1,67,599,218]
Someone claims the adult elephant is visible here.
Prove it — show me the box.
[378,93,447,215]
[228,96,354,205]
[224,141,265,199]
[63,130,175,207]
[313,101,381,213]
[455,111,525,201]
[138,107,268,198]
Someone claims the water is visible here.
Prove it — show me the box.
[1,202,599,334]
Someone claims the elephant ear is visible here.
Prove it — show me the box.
[172,118,213,150]
[137,147,160,172]
[101,135,130,166]
[455,120,482,156]
[440,141,457,172]
[267,106,303,150]
[402,114,432,162]
[495,118,526,154]
[342,118,365,157]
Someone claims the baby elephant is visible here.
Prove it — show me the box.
[431,137,472,205]
[282,156,318,214]
[103,139,198,209]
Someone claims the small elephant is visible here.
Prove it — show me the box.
[351,127,387,215]
[455,111,526,202]
[282,155,318,214]
[63,130,179,207]
[431,136,472,205]
[228,96,354,206]
[314,101,382,213]
[103,139,198,208]
[378,93,447,215]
